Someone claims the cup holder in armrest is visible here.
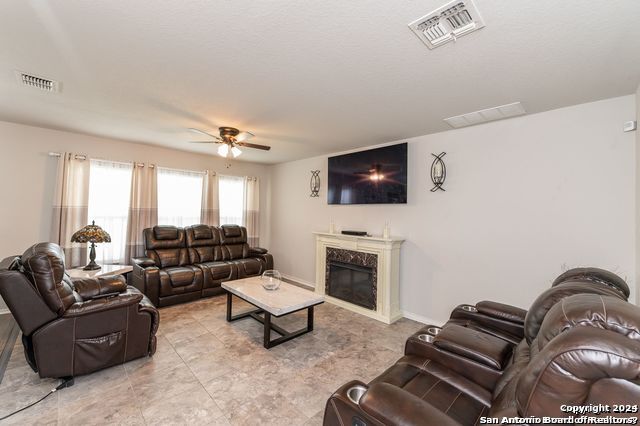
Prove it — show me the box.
[461,305,478,313]
[418,334,435,343]
[347,385,368,405]
[427,326,442,336]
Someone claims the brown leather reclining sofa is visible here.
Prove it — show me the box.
[324,269,639,425]
[0,243,159,379]
[131,224,273,307]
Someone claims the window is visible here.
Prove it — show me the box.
[157,167,203,227]
[219,175,245,226]
[87,159,133,265]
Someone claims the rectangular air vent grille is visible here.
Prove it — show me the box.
[444,102,526,129]
[409,0,485,49]
[15,71,60,92]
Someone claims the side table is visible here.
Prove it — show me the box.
[66,264,133,279]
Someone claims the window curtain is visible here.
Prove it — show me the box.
[200,170,219,226]
[50,153,90,268]
[157,167,203,227]
[244,176,260,247]
[88,159,133,265]
[124,164,158,262]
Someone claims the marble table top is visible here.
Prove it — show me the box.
[222,276,324,317]
[66,264,133,279]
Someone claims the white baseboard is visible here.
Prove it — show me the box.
[0,309,9,315]
[401,310,443,327]
[281,274,315,290]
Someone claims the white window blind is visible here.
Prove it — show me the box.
[219,175,245,226]
[157,167,203,227]
[87,159,133,265]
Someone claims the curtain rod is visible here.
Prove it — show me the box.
[49,152,155,168]
[48,152,86,160]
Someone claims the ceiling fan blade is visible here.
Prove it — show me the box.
[235,131,254,143]
[188,128,221,140]
[188,140,220,144]
[237,142,271,151]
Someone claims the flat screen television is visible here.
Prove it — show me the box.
[327,143,407,205]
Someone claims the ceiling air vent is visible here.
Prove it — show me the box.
[15,71,60,93]
[409,0,485,49]
[444,102,526,128]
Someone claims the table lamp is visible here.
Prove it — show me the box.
[71,220,111,270]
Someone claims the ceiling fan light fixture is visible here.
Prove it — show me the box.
[217,144,230,157]
[231,146,242,158]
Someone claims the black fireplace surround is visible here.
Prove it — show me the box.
[325,247,377,310]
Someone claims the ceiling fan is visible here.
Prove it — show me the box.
[188,127,271,158]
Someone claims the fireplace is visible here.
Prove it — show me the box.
[325,248,377,311]
[327,261,376,310]
[315,232,404,324]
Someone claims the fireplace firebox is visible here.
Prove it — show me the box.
[325,247,377,311]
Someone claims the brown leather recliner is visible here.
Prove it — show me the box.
[442,267,630,345]
[324,294,640,425]
[0,243,159,379]
[403,277,630,391]
[131,224,273,307]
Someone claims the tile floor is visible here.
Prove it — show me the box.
[0,296,423,425]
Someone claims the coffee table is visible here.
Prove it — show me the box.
[222,276,324,348]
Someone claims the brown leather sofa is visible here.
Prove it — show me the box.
[0,243,159,379]
[131,224,273,307]
[324,293,640,425]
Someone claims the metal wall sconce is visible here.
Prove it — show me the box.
[430,152,446,192]
[310,170,320,197]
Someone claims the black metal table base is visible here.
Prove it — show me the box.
[226,292,318,349]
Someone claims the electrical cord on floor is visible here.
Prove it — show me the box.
[0,377,74,421]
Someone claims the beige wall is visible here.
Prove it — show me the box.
[270,96,637,324]
[0,119,271,260]
[636,84,640,305]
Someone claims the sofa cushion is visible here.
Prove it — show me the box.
[144,227,189,268]
[221,225,242,238]
[185,225,222,264]
[232,258,264,278]
[200,262,234,280]
[158,266,203,297]
[154,226,179,240]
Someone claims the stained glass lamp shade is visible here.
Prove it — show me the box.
[71,221,111,270]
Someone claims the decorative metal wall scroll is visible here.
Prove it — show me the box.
[310,170,320,197]
[430,152,446,192]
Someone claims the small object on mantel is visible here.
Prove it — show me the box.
[382,221,390,239]
[341,230,368,237]
[329,220,336,234]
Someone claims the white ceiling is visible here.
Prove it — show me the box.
[1,0,639,164]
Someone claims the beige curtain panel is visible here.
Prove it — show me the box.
[200,170,220,226]
[50,153,90,268]
[125,163,158,262]
[244,176,260,247]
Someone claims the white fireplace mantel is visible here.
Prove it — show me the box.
[313,232,404,324]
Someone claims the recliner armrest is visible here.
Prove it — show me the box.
[434,324,513,370]
[132,257,156,267]
[360,383,461,426]
[248,247,268,255]
[71,275,127,300]
[63,289,143,318]
[476,300,526,324]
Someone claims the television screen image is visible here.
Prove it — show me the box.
[327,143,408,205]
